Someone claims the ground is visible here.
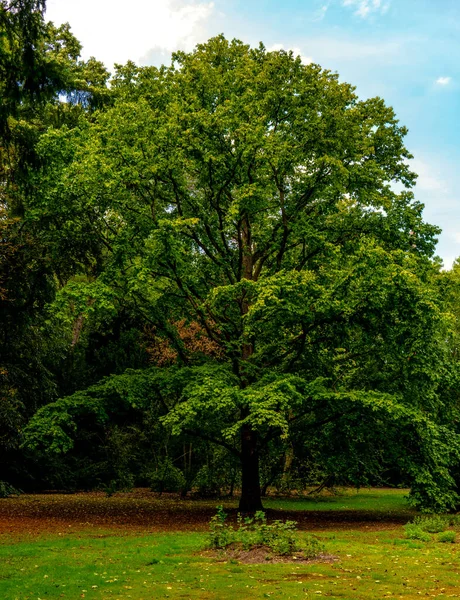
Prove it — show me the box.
[1,488,459,599]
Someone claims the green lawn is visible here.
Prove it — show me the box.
[1,489,459,600]
[263,487,413,513]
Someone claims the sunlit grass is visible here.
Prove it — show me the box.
[1,489,458,599]
[264,487,413,514]
[2,528,460,599]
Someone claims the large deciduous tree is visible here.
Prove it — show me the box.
[25,36,459,511]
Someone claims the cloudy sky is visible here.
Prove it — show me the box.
[46,0,460,267]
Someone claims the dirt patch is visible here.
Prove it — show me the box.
[201,546,338,564]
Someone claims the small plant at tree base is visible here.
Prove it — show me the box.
[208,506,324,559]
[438,531,456,543]
[208,505,234,549]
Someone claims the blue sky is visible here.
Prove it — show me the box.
[46,0,460,267]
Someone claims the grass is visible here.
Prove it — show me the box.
[1,488,459,599]
[263,487,412,513]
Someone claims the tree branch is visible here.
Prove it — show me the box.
[182,427,241,458]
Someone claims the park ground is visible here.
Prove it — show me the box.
[1,488,459,599]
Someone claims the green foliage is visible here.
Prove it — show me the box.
[101,426,137,496]
[192,447,240,497]
[403,524,432,542]
[0,1,112,490]
[193,465,224,497]
[208,505,233,549]
[208,506,324,558]
[9,30,460,512]
[103,476,134,498]
[149,458,186,494]
[410,515,448,534]
[404,514,453,542]
[236,512,304,556]
[447,514,460,528]
[438,530,456,543]
[23,391,109,455]
[0,481,21,498]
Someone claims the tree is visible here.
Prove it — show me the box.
[25,36,459,512]
[0,0,112,487]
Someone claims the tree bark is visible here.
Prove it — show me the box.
[237,213,263,512]
[239,424,263,512]
[281,442,294,487]
[70,298,95,348]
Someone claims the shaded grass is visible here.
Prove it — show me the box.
[0,488,414,538]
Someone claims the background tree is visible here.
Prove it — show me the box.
[0,0,111,489]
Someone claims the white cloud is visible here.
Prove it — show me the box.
[267,43,313,65]
[300,36,402,63]
[440,254,456,270]
[408,157,460,270]
[410,158,448,193]
[436,76,451,86]
[313,2,330,21]
[342,0,390,18]
[46,0,215,68]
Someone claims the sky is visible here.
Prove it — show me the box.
[46,0,460,268]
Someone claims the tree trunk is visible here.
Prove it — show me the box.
[239,424,263,512]
[71,298,95,348]
[280,443,294,489]
[238,214,263,512]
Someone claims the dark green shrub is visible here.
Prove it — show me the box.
[150,458,186,494]
[193,464,224,497]
[192,448,240,497]
[0,481,21,498]
[447,514,460,528]
[103,473,134,497]
[438,531,456,543]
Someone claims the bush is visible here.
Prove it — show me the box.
[103,473,134,497]
[208,505,233,549]
[192,449,240,497]
[404,523,432,542]
[208,506,324,559]
[193,464,224,497]
[0,481,21,498]
[411,515,447,534]
[446,514,460,528]
[149,458,186,494]
[438,531,456,543]
[403,515,449,541]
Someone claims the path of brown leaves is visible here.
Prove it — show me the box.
[0,489,407,538]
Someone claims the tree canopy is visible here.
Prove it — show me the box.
[19,36,460,512]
